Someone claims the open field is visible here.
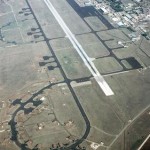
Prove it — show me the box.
[0,42,59,100]
[53,47,91,79]
[97,29,130,49]
[50,37,91,80]
[84,16,108,31]
[76,33,110,58]
[112,44,150,68]
[93,57,123,74]
[73,69,150,149]
[136,37,150,57]
[97,29,130,41]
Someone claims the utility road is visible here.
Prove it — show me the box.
[43,0,114,96]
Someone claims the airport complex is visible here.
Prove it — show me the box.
[0,0,150,149]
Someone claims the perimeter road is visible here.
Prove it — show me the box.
[43,0,114,96]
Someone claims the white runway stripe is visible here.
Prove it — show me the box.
[43,0,114,96]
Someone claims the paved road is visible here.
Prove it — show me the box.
[43,0,114,96]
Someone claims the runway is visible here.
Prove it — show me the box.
[43,0,114,96]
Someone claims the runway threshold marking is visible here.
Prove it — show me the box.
[43,0,114,96]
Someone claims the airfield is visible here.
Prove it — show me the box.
[0,0,150,150]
